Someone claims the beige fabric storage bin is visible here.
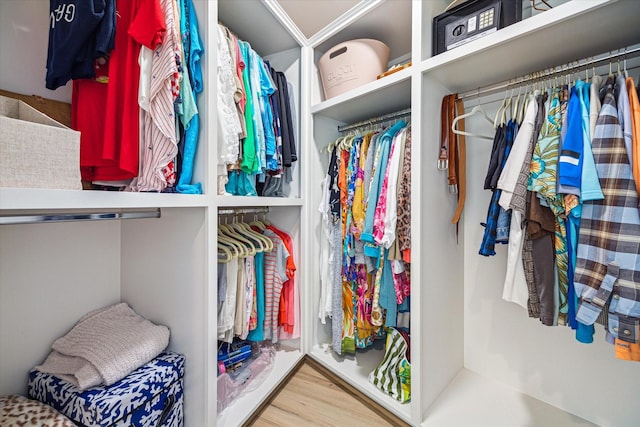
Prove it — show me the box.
[0,95,81,190]
[318,39,390,99]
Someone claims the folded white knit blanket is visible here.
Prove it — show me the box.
[36,302,170,390]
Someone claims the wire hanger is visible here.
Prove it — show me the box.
[531,0,552,11]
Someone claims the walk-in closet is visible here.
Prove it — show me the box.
[1,1,639,426]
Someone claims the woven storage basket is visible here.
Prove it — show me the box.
[0,95,81,189]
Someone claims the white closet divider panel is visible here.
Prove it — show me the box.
[121,207,209,426]
[417,75,465,418]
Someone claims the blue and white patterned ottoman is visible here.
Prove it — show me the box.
[27,351,184,427]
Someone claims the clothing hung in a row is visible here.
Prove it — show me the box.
[318,120,412,355]
[48,0,204,193]
[477,70,640,362]
[217,218,299,345]
[217,24,298,198]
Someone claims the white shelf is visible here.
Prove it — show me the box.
[422,369,595,427]
[218,0,301,57]
[0,188,209,211]
[311,0,412,62]
[216,196,304,208]
[310,66,412,123]
[421,0,640,93]
[217,348,304,427]
[308,345,412,425]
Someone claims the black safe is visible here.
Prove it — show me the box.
[433,0,523,56]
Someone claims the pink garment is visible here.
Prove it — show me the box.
[372,132,401,243]
[392,260,410,304]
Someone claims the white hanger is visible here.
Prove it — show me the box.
[451,99,494,141]
[493,81,515,128]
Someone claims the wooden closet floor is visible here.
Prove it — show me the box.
[247,359,408,427]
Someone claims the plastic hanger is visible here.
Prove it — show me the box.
[249,213,266,231]
[217,242,234,263]
[217,218,246,257]
[502,85,514,126]
[218,233,246,258]
[235,217,273,252]
[219,220,256,256]
[324,135,342,154]
[608,55,614,79]
[223,223,257,256]
[451,95,494,141]
[512,84,522,124]
[343,134,356,151]
[493,83,510,128]
[516,82,528,125]
[231,220,265,253]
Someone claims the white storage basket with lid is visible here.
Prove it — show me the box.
[318,39,390,99]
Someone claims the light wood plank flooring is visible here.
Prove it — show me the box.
[248,361,406,427]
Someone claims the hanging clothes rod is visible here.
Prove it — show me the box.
[337,108,411,133]
[0,209,161,225]
[459,45,640,100]
[218,207,269,216]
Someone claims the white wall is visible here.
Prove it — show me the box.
[0,1,72,102]
[0,220,121,395]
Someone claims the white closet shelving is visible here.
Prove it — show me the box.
[1,1,640,426]
[214,0,306,425]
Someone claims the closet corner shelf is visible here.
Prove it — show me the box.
[420,0,638,94]
[310,65,412,123]
[215,195,304,208]
[421,368,593,426]
[0,187,209,211]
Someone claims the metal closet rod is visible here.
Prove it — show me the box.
[459,45,640,100]
[218,207,269,216]
[337,107,411,133]
[0,209,161,225]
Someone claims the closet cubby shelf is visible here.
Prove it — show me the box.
[217,349,304,426]
[0,188,209,211]
[215,196,304,208]
[310,65,412,123]
[420,0,640,94]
